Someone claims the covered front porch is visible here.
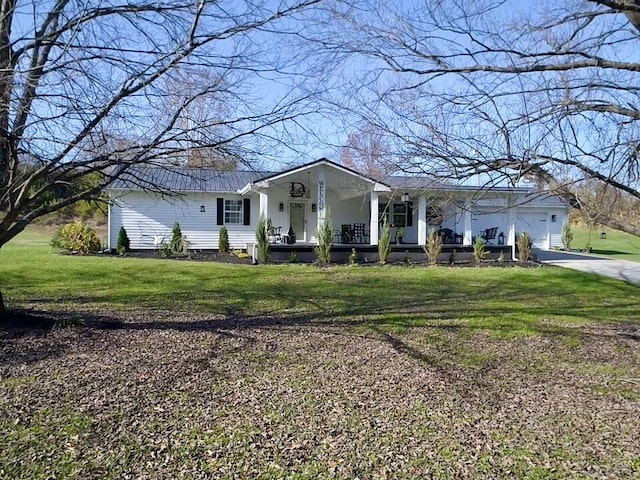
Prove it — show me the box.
[243,159,521,250]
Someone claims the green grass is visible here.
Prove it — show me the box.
[2,227,639,337]
[571,225,640,262]
[2,228,640,479]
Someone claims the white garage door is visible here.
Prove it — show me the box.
[517,212,548,249]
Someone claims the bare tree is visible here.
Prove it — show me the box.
[326,0,640,236]
[0,0,327,319]
[340,123,393,179]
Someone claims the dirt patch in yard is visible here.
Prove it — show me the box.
[1,309,639,479]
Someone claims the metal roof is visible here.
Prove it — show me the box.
[108,167,271,192]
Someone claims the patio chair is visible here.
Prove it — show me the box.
[481,227,498,244]
[436,228,455,244]
[353,223,367,243]
[268,226,282,243]
[341,224,354,244]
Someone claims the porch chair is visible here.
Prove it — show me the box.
[268,226,282,243]
[353,223,368,243]
[341,224,354,244]
[436,228,455,244]
[481,227,498,244]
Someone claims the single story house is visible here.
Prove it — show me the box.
[107,158,568,257]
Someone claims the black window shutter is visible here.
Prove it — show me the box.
[243,198,251,225]
[407,201,413,227]
[216,198,224,225]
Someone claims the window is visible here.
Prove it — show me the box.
[379,202,408,227]
[224,199,243,224]
[551,214,557,223]
[392,202,407,227]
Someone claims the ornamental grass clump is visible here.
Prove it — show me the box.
[473,235,487,263]
[562,221,573,251]
[256,214,270,263]
[424,228,442,265]
[315,210,333,264]
[517,231,532,262]
[378,219,392,264]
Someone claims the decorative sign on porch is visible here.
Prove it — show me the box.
[318,180,325,213]
[289,182,306,198]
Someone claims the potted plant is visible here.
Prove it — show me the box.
[396,227,405,244]
[287,226,296,244]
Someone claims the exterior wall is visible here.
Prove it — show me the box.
[328,192,370,243]
[109,191,258,250]
[515,206,567,249]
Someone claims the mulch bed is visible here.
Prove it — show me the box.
[1,308,638,478]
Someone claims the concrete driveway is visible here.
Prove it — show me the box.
[534,249,640,285]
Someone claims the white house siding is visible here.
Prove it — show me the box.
[109,191,258,250]
[515,207,567,249]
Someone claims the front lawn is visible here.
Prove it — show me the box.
[571,225,640,262]
[1,228,639,478]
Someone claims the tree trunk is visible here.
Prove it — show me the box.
[0,288,5,323]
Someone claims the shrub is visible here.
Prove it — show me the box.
[117,226,130,254]
[378,219,392,264]
[349,248,358,265]
[473,235,487,263]
[517,231,532,262]
[170,222,182,252]
[256,214,270,263]
[51,221,101,254]
[53,315,86,329]
[424,228,442,265]
[288,250,298,263]
[219,226,230,253]
[561,221,573,251]
[315,210,333,264]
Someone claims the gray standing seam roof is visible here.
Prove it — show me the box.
[108,167,271,192]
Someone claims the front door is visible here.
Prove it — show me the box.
[289,202,306,242]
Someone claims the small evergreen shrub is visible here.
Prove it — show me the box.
[315,210,333,264]
[219,226,230,253]
[256,214,270,263]
[170,222,182,252]
[561,221,573,251]
[424,228,443,265]
[473,235,487,263]
[378,219,392,264]
[51,221,101,254]
[517,231,532,262]
[117,226,130,254]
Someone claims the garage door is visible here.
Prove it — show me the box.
[516,212,548,249]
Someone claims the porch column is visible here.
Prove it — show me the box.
[463,208,472,245]
[317,168,326,240]
[418,195,427,246]
[259,192,268,219]
[507,197,516,246]
[370,191,379,245]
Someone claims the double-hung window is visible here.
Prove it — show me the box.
[224,199,243,224]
